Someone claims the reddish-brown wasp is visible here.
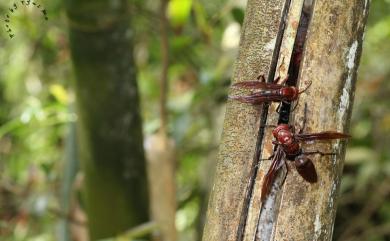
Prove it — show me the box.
[229,75,311,105]
[261,123,350,201]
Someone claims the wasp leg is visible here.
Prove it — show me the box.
[302,150,336,156]
[257,74,266,82]
[276,102,282,113]
[255,154,275,168]
[291,101,299,113]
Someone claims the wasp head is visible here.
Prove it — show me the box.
[280,87,299,101]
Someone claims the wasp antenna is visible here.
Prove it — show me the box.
[298,80,312,94]
[302,151,336,156]
[291,100,299,112]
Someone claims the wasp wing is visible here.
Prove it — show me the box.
[229,92,283,104]
[295,132,350,142]
[232,81,283,90]
[261,146,286,202]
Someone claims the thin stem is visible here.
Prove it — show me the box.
[117,221,157,240]
[159,0,169,137]
[48,207,87,226]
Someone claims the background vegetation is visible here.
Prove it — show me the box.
[0,0,388,240]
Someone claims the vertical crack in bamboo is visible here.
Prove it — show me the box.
[262,1,314,241]
[256,0,311,241]
[278,0,314,125]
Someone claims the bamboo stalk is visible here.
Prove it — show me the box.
[202,0,370,240]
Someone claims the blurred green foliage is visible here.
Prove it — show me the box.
[0,0,388,240]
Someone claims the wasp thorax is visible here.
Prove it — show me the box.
[278,130,293,144]
[272,124,294,145]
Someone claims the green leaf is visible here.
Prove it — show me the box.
[231,7,245,25]
[167,0,193,28]
[49,84,69,104]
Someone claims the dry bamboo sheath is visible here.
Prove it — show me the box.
[202,0,370,241]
